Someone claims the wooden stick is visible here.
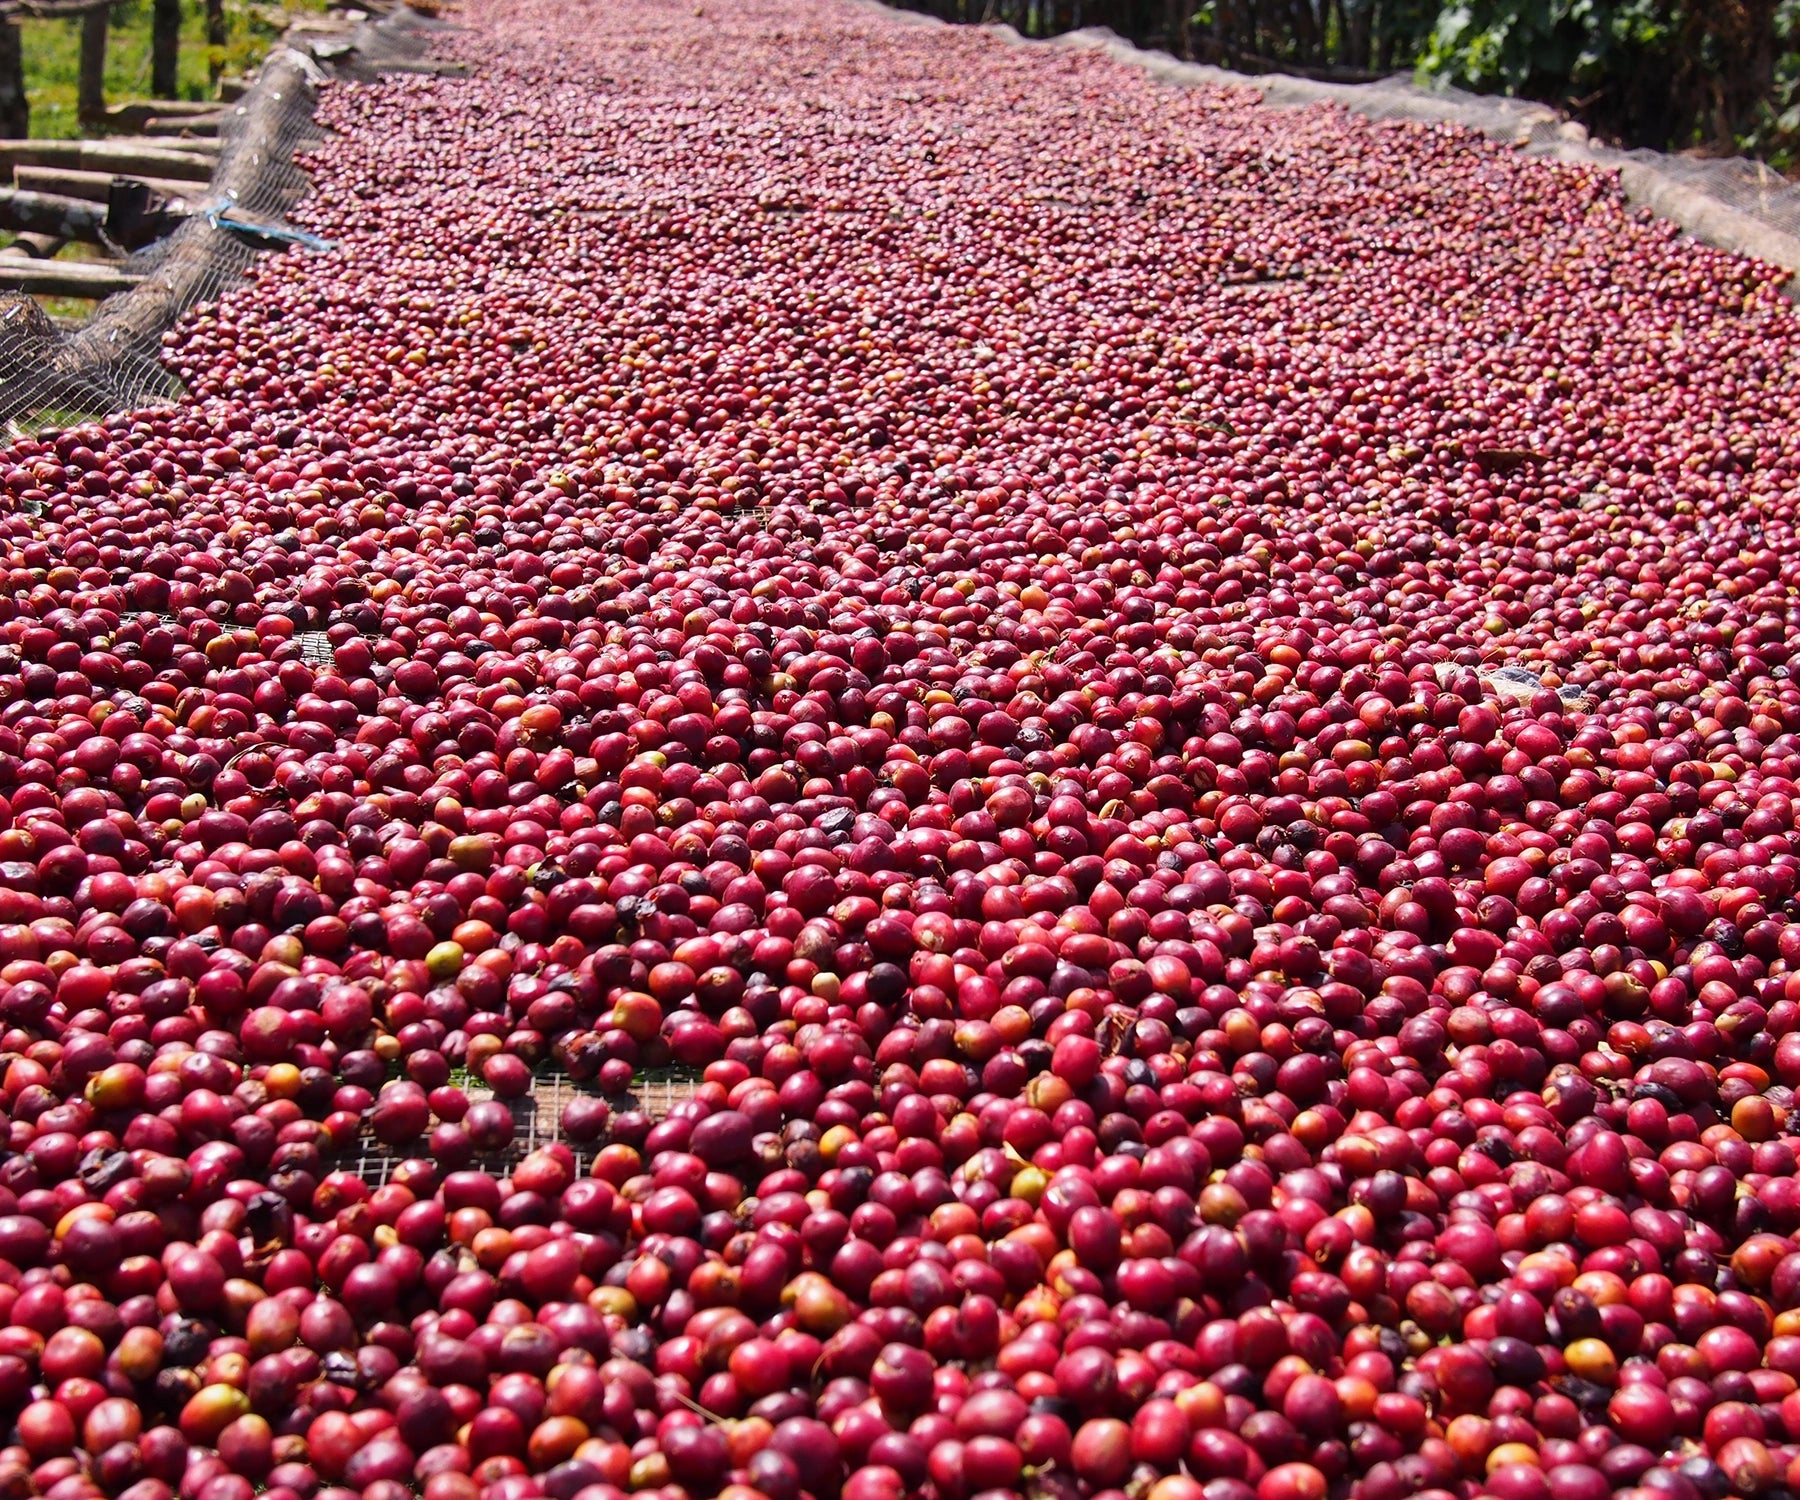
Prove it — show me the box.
[0,260,142,297]
[0,231,61,257]
[0,187,113,241]
[0,0,111,17]
[14,166,206,204]
[102,100,226,132]
[380,56,466,73]
[0,140,216,181]
[136,98,221,114]
[145,116,223,136]
[85,131,221,155]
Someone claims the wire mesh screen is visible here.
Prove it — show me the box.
[1609,149,1800,244]
[347,1066,708,1186]
[0,6,454,431]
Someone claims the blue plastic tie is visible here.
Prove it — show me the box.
[203,192,335,252]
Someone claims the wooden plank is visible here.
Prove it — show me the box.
[86,134,220,157]
[145,116,222,137]
[14,166,205,205]
[0,258,141,297]
[0,139,214,181]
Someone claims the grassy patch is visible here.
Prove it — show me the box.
[19,0,325,139]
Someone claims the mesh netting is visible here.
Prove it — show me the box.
[347,1067,706,1186]
[971,20,1800,291]
[1608,149,1799,235]
[0,6,455,431]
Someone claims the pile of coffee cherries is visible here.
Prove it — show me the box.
[1,0,1799,1498]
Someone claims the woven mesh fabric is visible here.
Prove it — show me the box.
[0,7,452,431]
[348,1068,704,1185]
[1608,148,1800,243]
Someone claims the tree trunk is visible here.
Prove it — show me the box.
[1344,0,1371,69]
[1734,0,1779,142]
[0,21,25,139]
[79,5,109,126]
[152,0,182,98]
[206,0,226,83]
[1291,0,1318,59]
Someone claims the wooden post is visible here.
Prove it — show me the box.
[1342,0,1370,68]
[0,19,24,139]
[206,0,225,83]
[78,3,109,127]
[152,0,182,97]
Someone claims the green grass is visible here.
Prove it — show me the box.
[10,405,102,437]
[20,0,325,139]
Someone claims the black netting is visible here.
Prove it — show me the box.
[0,5,456,430]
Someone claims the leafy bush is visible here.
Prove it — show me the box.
[1420,0,1790,152]
[1742,0,1800,167]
